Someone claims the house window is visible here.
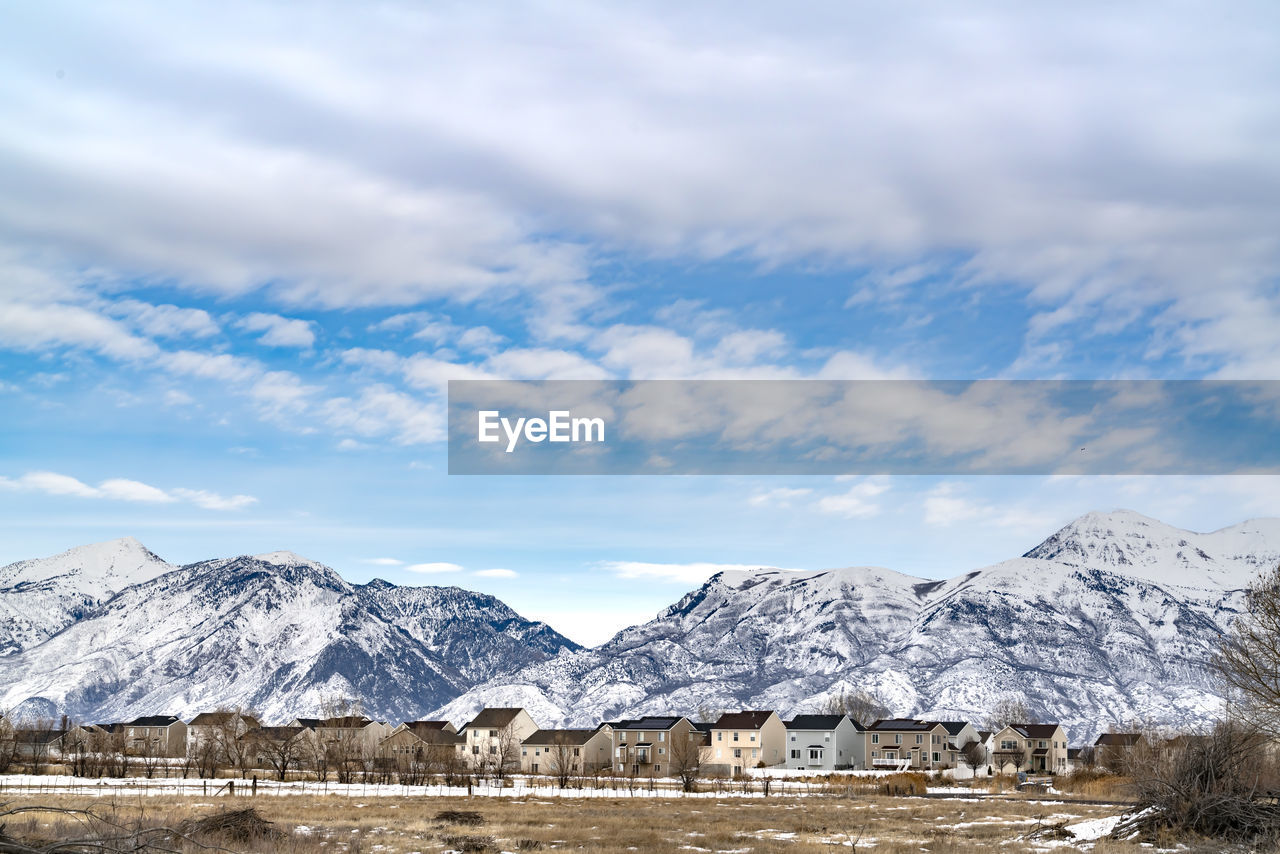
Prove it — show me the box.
[521,749,527,756]
[733,748,742,758]
[790,734,796,742]
[871,734,879,744]
[752,748,758,758]
[932,752,940,762]
[894,735,902,744]
[749,733,756,742]
[573,748,580,756]
[824,734,830,742]
[619,733,626,742]
[809,749,821,761]
[654,764,661,773]
[658,747,665,755]
[916,734,923,744]
[733,732,739,742]
[658,732,665,742]
[716,732,722,741]
[790,749,800,759]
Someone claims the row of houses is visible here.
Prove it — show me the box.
[6,707,1087,777]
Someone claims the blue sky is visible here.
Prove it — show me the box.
[1,1,1279,644]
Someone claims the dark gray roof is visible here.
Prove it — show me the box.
[610,716,685,731]
[127,715,182,727]
[464,708,526,729]
[786,714,848,730]
[939,721,971,736]
[714,711,777,729]
[867,718,940,732]
[524,729,599,746]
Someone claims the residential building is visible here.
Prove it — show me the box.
[188,711,261,754]
[710,711,786,773]
[604,716,700,777]
[378,721,462,766]
[784,714,864,770]
[124,715,187,757]
[520,728,612,775]
[458,708,540,772]
[991,723,1070,774]
[865,719,957,771]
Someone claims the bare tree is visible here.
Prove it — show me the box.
[822,689,891,727]
[253,726,309,781]
[984,697,1034,731]
[212,707,259,778]
[547,734,577,789]
[1116,718,1280,844]
[1216,564,1280,734]
[21,718,60,775]
[669,730,704,792]
[0,713,18,774]
[958,740,987,777]
[188,732,221,779]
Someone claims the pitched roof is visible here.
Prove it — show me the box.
[713,711,777,729]
[293,718,322,728]
[257,726,305,739]
[319,715,372,728]
[1095,732,1143,747]
[609,716,687,731]
[189,712,261,728]
[524,729,599,746]
[464,708,526,729]
[939,721,971,736]
[127,715,182,727]
[1010,723,1062,739]
[785,714,848,730]
[867,718,941,732]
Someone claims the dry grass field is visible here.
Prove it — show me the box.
[0,790,1192,854]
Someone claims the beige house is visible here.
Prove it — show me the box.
[378,721,461,765]
[520,728,612,775]
[188,711,261,754]
[296,716,394,755]
[709,711,786,773]
[604,715,700,777]
[124,715,188,757]
[458,708,540,772]
[991,723,1070,774]
[865,719,957,770]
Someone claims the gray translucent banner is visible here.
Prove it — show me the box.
[447,380,1280,475]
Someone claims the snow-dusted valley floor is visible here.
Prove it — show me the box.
[0,784,1153,853]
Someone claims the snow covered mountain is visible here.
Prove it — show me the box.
[0,547,578,723]
[0,537,174,656]
[434,510,1280,743]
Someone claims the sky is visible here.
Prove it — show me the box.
[1,1,1278,645]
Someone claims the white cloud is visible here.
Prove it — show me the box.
[170,488,258,511]
[362,557,404,566]
[602,560,795,585]
[236,313,316,349]
[405,562,464,574]
[113,299,219,339]
[0,301,158,361]
[815,478,889,519]
[0,470,256,510]
[474,568,518,579]
[748,487,813,508]
[98,478,175,503]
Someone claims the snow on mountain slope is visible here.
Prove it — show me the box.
[0,549,577,723]
[1023,509,1280,588]
[436,511,1276,742]
[0,537,175,655]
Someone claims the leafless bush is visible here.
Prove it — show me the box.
[1114,718,1280,844]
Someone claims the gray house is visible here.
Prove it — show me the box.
[783,714,865,770]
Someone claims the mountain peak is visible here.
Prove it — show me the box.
[1,536,173,589]
[1025,509,1280,589]
[252,550,325,569]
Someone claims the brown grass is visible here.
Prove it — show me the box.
[0,790,1153,853]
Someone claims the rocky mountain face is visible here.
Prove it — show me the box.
[0,546,578,724]
[433,511,1280,743]
[0,537,174,656]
